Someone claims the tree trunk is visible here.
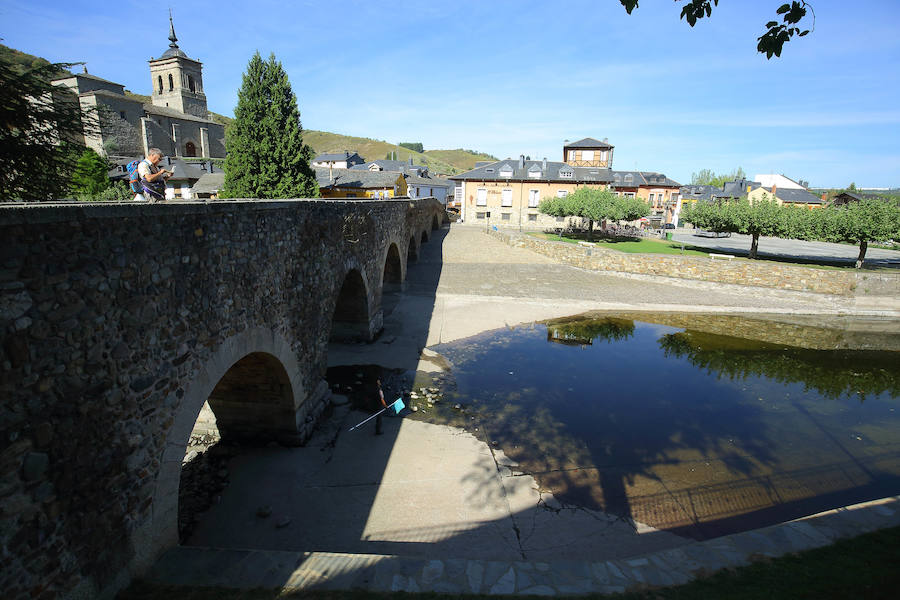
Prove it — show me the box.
[587,219,594,242]
[856,240,867,269]
[749,233,759,259]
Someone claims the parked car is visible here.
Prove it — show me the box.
[695,229,732,238]
[664,223,676,229]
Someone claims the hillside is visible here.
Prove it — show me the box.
[423,149,497,172]
[304,130,495,176]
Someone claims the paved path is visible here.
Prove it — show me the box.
[145,224,900,596]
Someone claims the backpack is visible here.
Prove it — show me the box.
[126,160,144,193]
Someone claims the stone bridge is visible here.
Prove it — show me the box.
[0,198,446,599]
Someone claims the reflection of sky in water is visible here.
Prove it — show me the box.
[433,317,900,538]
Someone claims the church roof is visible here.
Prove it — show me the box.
[143,103,218,124]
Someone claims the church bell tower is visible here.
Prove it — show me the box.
[149,12,209,118]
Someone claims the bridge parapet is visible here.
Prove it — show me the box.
[0,197,445,599]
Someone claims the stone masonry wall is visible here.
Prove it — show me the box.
[0,198,444,600]
[487,229,899,298]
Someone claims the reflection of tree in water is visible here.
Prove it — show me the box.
[545,317,635,347]
[659,331,900,402]
[439,322,776,536]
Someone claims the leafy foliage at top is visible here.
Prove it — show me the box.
[0,50,94,200]
[223,52,317,199]
[619,1,814,58]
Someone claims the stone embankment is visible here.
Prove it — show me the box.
[486,229,899,302]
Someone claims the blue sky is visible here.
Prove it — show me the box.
[3,0,898,188]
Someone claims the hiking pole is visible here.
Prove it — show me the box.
[348,398,405,432]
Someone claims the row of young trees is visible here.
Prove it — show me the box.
[538,187,651,241]
[682,195,900,267]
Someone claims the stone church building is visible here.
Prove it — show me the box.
[51,17,225,159]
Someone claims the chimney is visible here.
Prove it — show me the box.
[771,184,777,196]
[518,155,525,169]
[821,192,827,202]
[329,163,333,184]
[542,157,547,173]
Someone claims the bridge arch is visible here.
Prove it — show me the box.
[330,266,373,342]
[421,229,429,244]
[407,235,418,262]
[432,214,440,230]
[139,328,305,569]
[382,242,403,290]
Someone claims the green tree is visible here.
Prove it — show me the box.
[70,147,110,198]
[398,142,424,153]
[619,1,814,58]
[683,195,784,259]
[691,166,746,187]
[0,54,93,200]
[539,187,649,240]
[223,51,318,199]
[818,199,900,268]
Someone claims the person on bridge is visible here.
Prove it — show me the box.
[135,148,172,202]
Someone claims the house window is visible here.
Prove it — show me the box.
[528,189,540,208]
[559,167,573,179]
[624,192,635,198]
[119,111,126,119]
[168,73,174,91]
[528,213,538,221]
[649,193,655,203]
[476,188,487,206]
[599,150,608,162]
[188,74,196,93]
[528,170,541,179]
[624,174,633,182]
[501,188,513,207]
[567,150,575,160]
[476,212,486,219]
[582,150,594,161]
[157,75,163,94]
[501,213,511,221]
[556,190,568,198]
[499,166,513,178]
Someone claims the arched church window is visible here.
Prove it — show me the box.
[168,74,174,91]
[188,75,195,93]
[157,75,163,94]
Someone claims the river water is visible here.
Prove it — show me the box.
[426,312,900,539]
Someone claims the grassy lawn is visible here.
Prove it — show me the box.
[528,231,723,258]
[118,526,900,599]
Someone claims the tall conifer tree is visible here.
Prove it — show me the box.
[223,52,318,199]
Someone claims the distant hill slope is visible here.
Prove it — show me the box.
[423,149,497,172]
[304,130,495,176]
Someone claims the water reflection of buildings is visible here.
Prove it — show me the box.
[547,329,592,346]
[544,317,635,348]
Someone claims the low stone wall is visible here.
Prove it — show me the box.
[487,229,899,298]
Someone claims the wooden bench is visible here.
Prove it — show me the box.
[577,241,595,248]
[709,253,735,261]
